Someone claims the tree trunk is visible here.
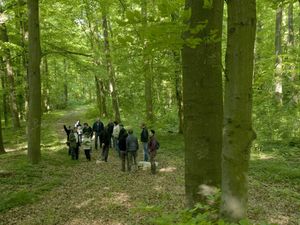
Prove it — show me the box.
[274,6,283,105]
[221,0,256,221]
[182,0,224,207]
[0,110,5,154]
[42,56,50,112]
[63,59,68,107]
[102,13,121,122]
[95,76,107,118]
[173,51,183,134]
[0,18,21,128]
[27,0,42,164]
[0,58,8,127]
[287,3,298,104]
[14,0,27,120]
[141,0,154,123]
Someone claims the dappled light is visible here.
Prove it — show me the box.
[75,198,95,209]
[197,184,218,197]
[159,166,177,173]
[0,0,299,224]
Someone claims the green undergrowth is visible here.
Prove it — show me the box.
[0,148,78,213]
[0,105,299,224]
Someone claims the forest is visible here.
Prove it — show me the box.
[0,0,299,224]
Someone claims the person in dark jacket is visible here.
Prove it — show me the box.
[148,129,158,174]
[83,123,93,138]
[93,118,104,150]
[107,121,114,148]
[126,128,139,171]
[140,123,149,161]
[100,126,111,162]
[118,125,128,171]
[69,128,79,160]
[64,125,71,155]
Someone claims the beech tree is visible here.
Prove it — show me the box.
[182,0,224,207]
[27,0,42,164]
[221,0,257,221]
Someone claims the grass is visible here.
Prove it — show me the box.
[0,104,299,225]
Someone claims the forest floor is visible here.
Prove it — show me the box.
[0,105,299,225]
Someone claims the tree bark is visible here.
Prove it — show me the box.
[182,0,223,207]
[42,56,50,112]
[0,58,8,127]
[141,0,154,123]
[287,3,298,104]
[221,0,256,221]
[102,13,121,122]
[95,76,107,118]
[27,0,42,164]
[274,6,283,105]
[0,16,21,128]
[63,59,68,107]
[173,51,183,134]
[0,109,5,154]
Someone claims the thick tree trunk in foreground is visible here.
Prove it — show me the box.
[274,6,283,105]
[102,14,121,122]
[182,0,223,207]
[221,0,256,221]
[27,0,42,164]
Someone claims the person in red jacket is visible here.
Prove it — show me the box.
[148,129,158,174]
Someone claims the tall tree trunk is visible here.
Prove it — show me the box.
[14,0,27,120]
[95,76,107,117]
[173,51,183,134]
[274,6,283,105]
[102,13,121,122]
[221,0,256,221]
[182,0,223,207]
[0,111,5,154]
[27,0,42,164]
[42,56,50,112]
[63,59,68,107]
[287,3,297,104]
[0,58,8,127]
[0,18,21,128]
[141,0,154,123]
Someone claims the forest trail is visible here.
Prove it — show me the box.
[1,107,299,225]
[1,106,185,225]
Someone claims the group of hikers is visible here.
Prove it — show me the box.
[63,119,159,174]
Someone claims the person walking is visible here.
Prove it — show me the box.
[140,123,149,161]
[126,128,139,171]
[82,133,92,161]
[93,118,104,150]
[63,125,72,155]
[100,126,110,162]
[118,126,128,171]
[112,121,120,154]
[69,128,79,160]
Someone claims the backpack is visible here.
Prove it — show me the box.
[155,140,160,150]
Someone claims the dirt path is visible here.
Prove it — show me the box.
[1,107,185,225]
